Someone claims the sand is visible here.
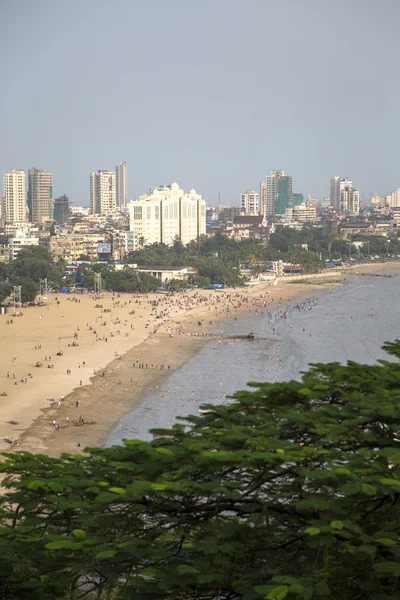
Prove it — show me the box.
[1,260,397,458]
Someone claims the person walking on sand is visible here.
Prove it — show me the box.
[43,434,46,441]
[76,400,79,408]
[67,416,69,423]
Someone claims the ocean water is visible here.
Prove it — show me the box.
[107,274,400,444]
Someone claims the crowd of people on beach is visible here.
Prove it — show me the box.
[2,285,319,451]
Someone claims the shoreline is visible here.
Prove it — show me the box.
[2,281,330,458]
[3,259,399,459]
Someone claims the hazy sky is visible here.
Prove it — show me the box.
[1,0,399,206]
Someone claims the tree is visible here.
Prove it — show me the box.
[3,344,400,598]
[12,278,39,303]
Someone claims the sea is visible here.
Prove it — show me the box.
[107,272,400,444]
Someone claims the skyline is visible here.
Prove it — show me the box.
[1,0,400,205]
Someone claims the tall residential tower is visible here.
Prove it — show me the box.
[3,169,26,224]
[27,168,53,223]
[260,170,288,217]
[90,170,116,215]
[116,161,127,208]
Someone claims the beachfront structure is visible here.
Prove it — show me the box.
[3,170,26,224]
[9,230,39,261]
[129,181,206,246]
[116,161,127,208]
[240,190,259,215]
[27,168,53,224]
[135,265,197,283]
[53,194,70,224]
[90,170,116,215]
[260,170,286,217]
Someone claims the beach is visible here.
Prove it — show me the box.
[0,281,326,457]
[1,261,397,458]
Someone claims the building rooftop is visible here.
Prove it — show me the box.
[233,215,264,225]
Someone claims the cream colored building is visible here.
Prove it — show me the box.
[293,204,317,223]
[3,170,26,224]
[129,181,206,246]
[49,234,106,262]
[240,190,259,215]
[90,170,116,215]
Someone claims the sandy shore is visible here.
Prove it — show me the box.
[0,281,330,458]
[1,260,398,459]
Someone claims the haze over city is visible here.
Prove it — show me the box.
[1,0,399,205]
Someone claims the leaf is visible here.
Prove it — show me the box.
[177,565,200,575]
[358,545,377,555]
[315,582,331,596]
[96,550,116,559]
[154,447,173,455]
[330,520,343,530]
[276,449,285,455]
[362,483,377,496]
[266,585,289,600]
[108,487,126,495]
[376,538,396,547]
[45,540,83,550]
[305,527,321,536]
[72,529,86,540]
[151,483,167,491]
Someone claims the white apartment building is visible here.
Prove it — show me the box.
[116,162,127,208]
[330,176,341,210]
[390,189,400,208]
[28,167,53,223]
[260,170,285,217]
[9,230,39,261]
[120,230,138,254]
[129,181,206,246]
[240,190,259,215]
[90,170,116,215]
[3,170,26,224]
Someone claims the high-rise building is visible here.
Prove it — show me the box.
[275,176,293,215]
[53,194,70,224]
[27,168,53,223]
[90,170,116,215]
[260,170,285,217]
[116,161,127,208]
[3,170,26,224]
[390,189,400,208]
[340,185,359,215]
[240,190,259,215]
[129,181,206,246]
[330,176,341,210]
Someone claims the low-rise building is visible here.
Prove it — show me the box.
[9,231,39,260]
[293,204,317,223]
[228,215,268,241]
[135,266,197,283]
[48,234,106,262]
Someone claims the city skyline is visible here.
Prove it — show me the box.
[1,1,400,205]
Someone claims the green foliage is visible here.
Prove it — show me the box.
[2,343,400,598]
